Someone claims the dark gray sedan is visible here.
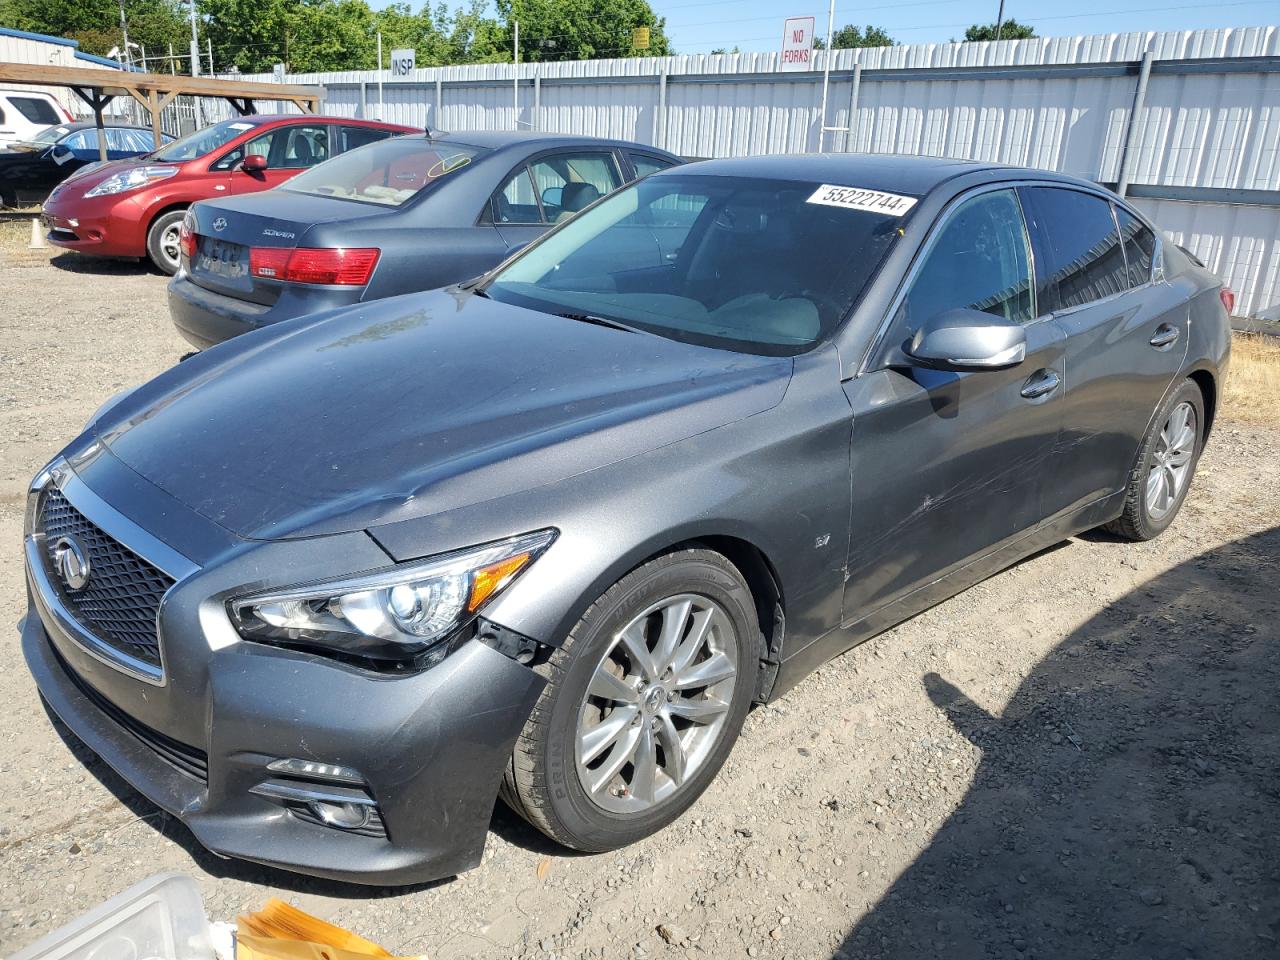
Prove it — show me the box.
[167,130,680,348]
[23,154,1229,885]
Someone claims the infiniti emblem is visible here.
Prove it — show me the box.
[52,535,91,592]
[212,217,228,232]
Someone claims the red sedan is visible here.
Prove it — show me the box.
[42,114,415,274]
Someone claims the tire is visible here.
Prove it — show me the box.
[501,548,760,852]
[1103,378,1205,541]
[145,210,186,275]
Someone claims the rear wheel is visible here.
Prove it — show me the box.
[501,549,759,852]
[1103,378,1204,541]
[146,210,186,275]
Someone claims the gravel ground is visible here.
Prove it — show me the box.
[1,251,1277,959]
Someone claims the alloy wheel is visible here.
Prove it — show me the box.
[575,593,739,814]
[159,222,182,270]
[1145,400,1197,520]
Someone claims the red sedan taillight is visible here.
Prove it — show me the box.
[1219,287,1235,315]
[249,247,380,286]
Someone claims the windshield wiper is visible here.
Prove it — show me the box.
[555,311,636,333]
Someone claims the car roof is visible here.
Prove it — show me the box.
[50,121,156,132]
[433,130,672,153]
[667,153,1096,196]
[247,114,416,130]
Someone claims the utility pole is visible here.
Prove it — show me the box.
[513,20,519,129]
[377,32,384,120]
[818,0,834,152]
[188,0,200,76]
[207,37,214,76]
[117,0,132,68]
[995,0,1006,41]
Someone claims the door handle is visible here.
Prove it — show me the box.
[1020,369,1061,400]
[1149,324,1180,349]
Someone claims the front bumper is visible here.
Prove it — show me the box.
[41,195,145,259]
[21,463,546,885]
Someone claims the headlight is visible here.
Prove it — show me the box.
[84,165,179,198]
[229,529,556,664]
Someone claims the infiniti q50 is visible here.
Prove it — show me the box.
[21,154,1230,884]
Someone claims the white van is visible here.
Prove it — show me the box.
[0,90,75,150]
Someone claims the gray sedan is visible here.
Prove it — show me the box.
[167,130,681,348]
[22,154,1229,885]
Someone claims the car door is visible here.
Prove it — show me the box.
[841,186,1067,620]
[1017,186,1189,519]
[492,150,623,252]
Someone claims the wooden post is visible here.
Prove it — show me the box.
[71,86,111,162]
[148,90,163,147]
[93,90,108,162]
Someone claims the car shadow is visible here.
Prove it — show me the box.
[832,525,1280,959]
[48,252,158,277]
[41,701,450,898]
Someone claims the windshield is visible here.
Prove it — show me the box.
[483,173,912,356]
[30,124,73,146]
[151,118,263,162]
[281,137,483,207]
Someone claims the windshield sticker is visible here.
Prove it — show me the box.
[229,122,254,130]
[806,184,917,216]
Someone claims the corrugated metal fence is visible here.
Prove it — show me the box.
[236,28,1279,318]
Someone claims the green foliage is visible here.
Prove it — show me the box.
[2,0,188,59]
[495,0,670,61]
[964,19,1037,41]
[814,24,894,50]
[2,0,668,72]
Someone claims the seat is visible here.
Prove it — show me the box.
[555,182,601,222]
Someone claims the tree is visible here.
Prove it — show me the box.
[1,0,188,59]
[964,19,1036,41]
[495,0,671,61]
[814,24,894,49]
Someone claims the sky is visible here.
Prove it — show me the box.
[645,0,1280,54]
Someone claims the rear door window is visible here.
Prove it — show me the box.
[895,188,1035,332]
[341,125,396,152]
[631,153,677,179]
[10,96,59,125]
[1020,187,1130,312]
[1114,205,1158,288]
[105,128,155,152]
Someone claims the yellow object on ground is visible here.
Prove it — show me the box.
[236,899,425,960]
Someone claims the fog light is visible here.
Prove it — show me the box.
[310,799,372,830]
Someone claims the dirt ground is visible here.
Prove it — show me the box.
[1,241,1278,960]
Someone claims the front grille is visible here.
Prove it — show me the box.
[53,643,209,783]
[38,487,173,672]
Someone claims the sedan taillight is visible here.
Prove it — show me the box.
[179,219,197,260]
[1219,287,1235,315]
[249,247,380,286]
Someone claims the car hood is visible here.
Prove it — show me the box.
[93,290,792,540]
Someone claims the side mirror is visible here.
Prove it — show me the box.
[241,153,268,173]
[905,308,1027,371]
[541,186,563,208]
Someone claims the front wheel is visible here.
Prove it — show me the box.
[501,548,759,852]
[1103,378,1204,541]
[146,210,186,275]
